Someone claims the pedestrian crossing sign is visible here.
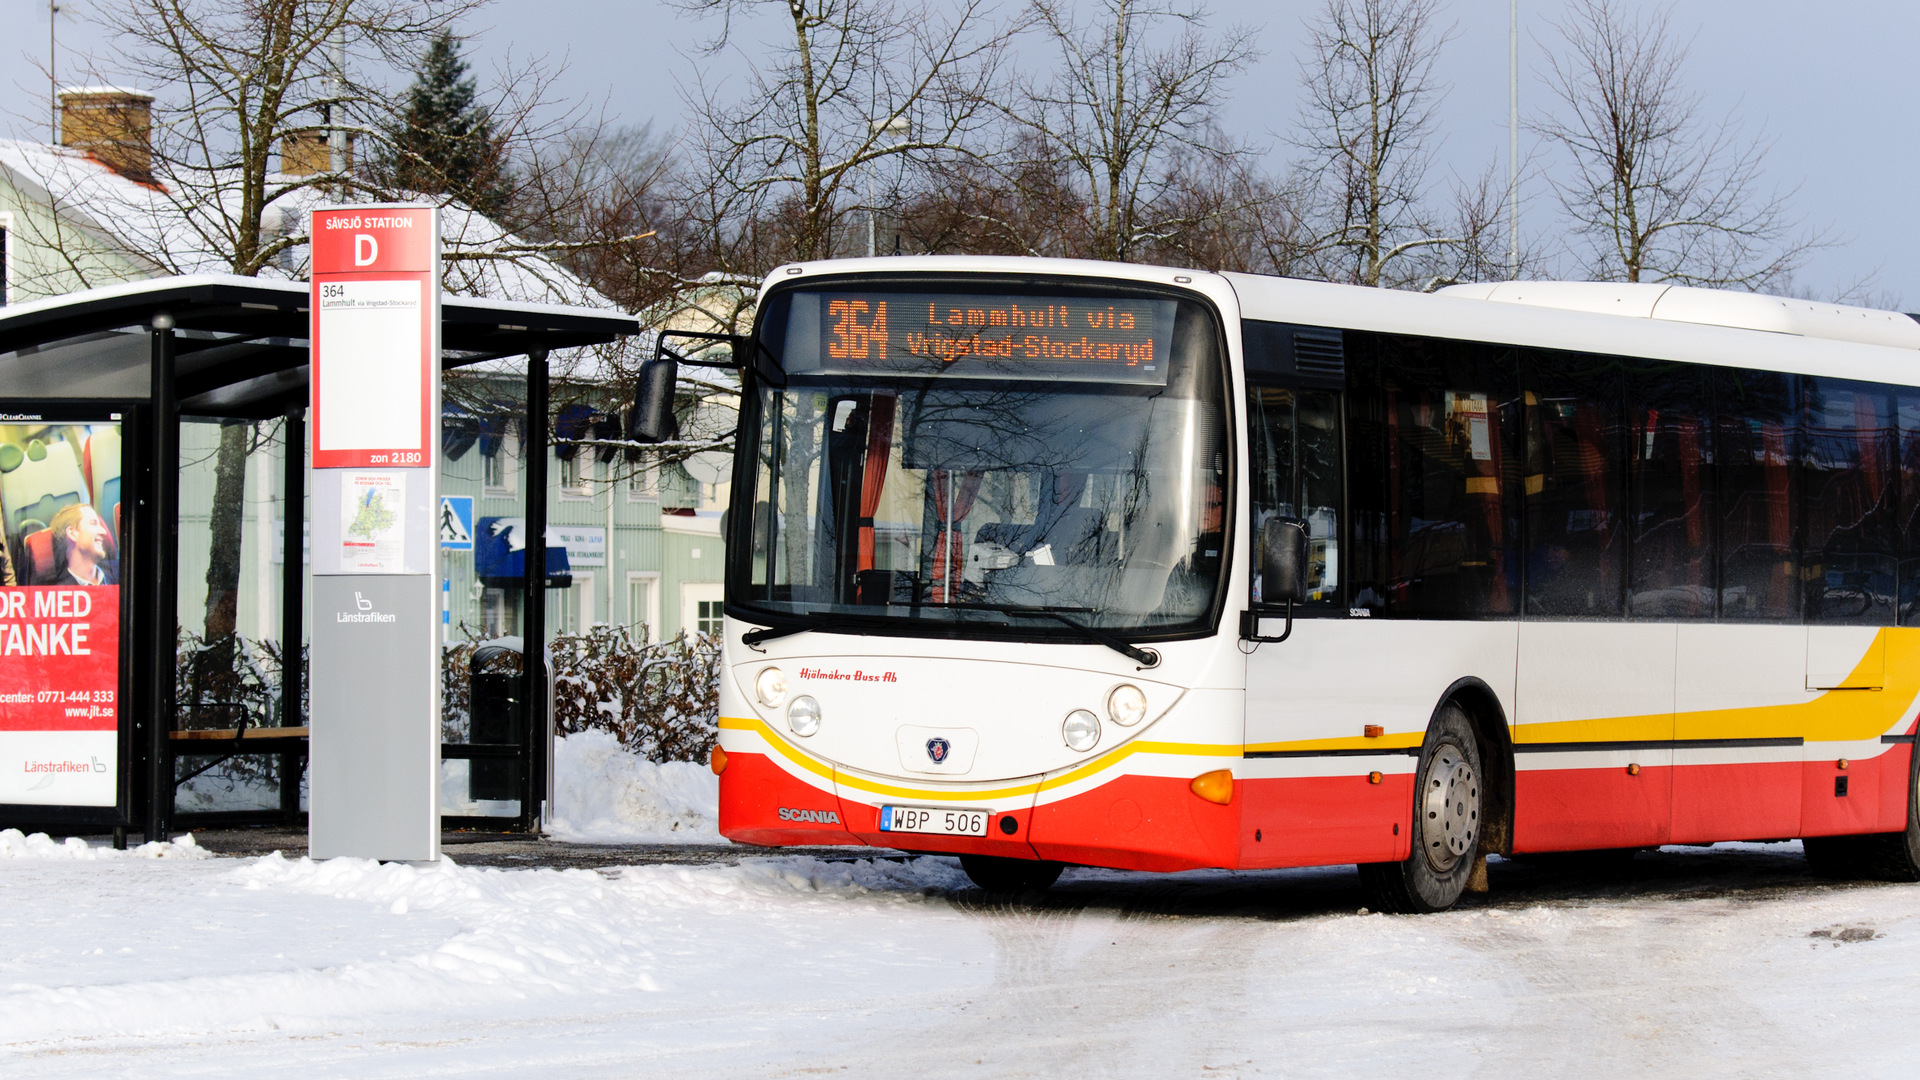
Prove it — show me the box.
[439,496,474,551]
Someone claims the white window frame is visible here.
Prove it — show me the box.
[554,570,595,633]
[482,427,518,498]
[625,451,659,502]
[626,570,661,642]
[558,449,592,500]
[681,581,724,639]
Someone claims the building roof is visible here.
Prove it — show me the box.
[0,274,639,417]
[0,136,613,310]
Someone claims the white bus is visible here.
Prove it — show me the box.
[646,257,1920,913]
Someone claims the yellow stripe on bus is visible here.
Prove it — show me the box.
[1515,628,1917,746]
[718,715,1238,802]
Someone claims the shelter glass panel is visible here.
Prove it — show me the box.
[441,368,529,819]
[171,416,304,817]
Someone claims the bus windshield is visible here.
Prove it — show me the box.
[733,284,1229,638]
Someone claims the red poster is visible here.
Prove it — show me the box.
[0,586,119,731]
[0,586,120,806]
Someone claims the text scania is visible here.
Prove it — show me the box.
[777,807,843,824]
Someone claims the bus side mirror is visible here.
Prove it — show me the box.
[1260,517,1309,605]
[630,356,678,444]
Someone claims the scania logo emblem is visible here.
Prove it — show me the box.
[926,737,951,764]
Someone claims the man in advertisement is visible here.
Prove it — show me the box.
[46,504,117,585]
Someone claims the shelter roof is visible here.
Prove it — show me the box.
[0,274,639,418]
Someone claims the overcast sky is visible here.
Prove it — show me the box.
[7,1,1915,305]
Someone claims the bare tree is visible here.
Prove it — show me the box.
[1005,0,1259,263]
[1293,0,1465,288]
[1534,0,1819,288]
[676,0,1013,271]
[29,0,475,712]
[86,0,482,278]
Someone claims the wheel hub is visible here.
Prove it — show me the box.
[1421,744,1479,873]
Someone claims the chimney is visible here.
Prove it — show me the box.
[279,129,355,178]
[58,87,155,184]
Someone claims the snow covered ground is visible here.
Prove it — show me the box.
[3,830,1919,1078]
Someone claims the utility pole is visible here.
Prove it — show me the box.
[49,1,60,143]
[1508,0,1520,279]
[328,26,347,195]
[867,117,910,258]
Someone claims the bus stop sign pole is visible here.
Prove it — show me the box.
[307,206,442,862]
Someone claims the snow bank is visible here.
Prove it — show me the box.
[546,729,722,843]
[0,828,209,861]
[0,851,966,1048]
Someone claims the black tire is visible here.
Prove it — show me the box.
[1804,745,1920,883]
[959,854,1065,893]
[1359,702,1485,914]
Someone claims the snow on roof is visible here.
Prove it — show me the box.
[0,134,642,382]
[57,86,155,99]
[0,135,616,308]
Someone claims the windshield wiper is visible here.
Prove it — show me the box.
[940,603,1161,668]
[740,603,1161,668]
[740,611,907,649]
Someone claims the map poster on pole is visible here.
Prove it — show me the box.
[338,472,406,572]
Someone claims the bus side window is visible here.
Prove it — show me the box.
[1247,384,1341,605]
[1523,350,1627,619]
[1802,378,1897,626]
[1627,361,1714,620]
[1345,333,1519,618]
[1716,369,1800,621]
[1900,392,1920,626]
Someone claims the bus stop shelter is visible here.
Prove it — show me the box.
[0,275,638,843]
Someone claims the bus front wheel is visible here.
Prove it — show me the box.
[1804,741,1920,883]
[1359,703,1485,914]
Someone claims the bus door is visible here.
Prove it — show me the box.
[1513,357,1675,851]
[1241,327,1403,865]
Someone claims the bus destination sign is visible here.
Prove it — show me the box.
[785,291,1177,384]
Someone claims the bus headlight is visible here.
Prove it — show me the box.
[788,695,822,737]
[1107,684,1148,727]
[1062,709,1101,752]
[756,667,788,709]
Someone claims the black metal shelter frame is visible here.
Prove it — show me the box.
[0,275,636,842]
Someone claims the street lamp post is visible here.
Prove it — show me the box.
[867,116,910,258]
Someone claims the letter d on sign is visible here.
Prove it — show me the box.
[354,234,378,266]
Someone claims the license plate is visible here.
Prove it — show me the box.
[878,805,990,837]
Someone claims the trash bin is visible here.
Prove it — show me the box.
[469,642,524,803]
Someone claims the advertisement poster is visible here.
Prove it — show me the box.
[0,418,123,807]
[339,471,407,573]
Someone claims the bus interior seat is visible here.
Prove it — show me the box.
[974,521,1037,550]
[974,511,1112,564]
[19,528,55,585]
[2,437,89,540]
[83,429,123,539]
[1035,507,1111,564]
